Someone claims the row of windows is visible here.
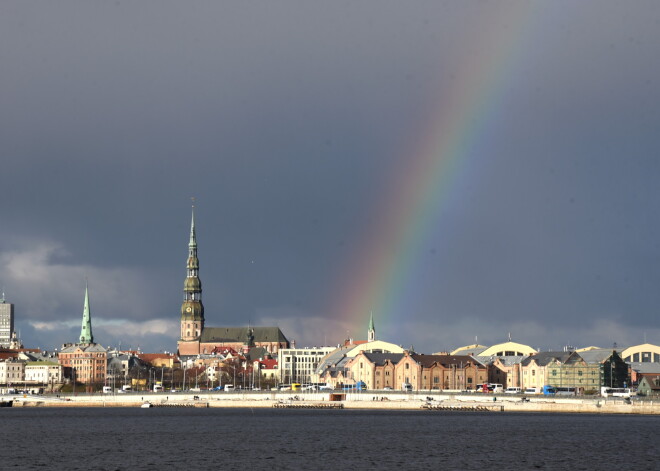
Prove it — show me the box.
[625,353,660,363]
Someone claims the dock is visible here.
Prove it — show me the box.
[422,402,502,412]
[273,402,344,409]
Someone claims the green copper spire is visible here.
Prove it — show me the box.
[368,311,376,342]
[79,282,94,344]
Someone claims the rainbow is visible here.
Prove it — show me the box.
[330,4,536,337]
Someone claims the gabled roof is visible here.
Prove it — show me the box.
[410,354,483,368]
[211,346,239,356]
[577,349,618,364]
[257,358,278,369]
[522,351,572,367]
[360,352,404,366]
[60,342,107,354]
[201,326,288,344]
[245,347,268,362]
[314,346,353,374]
[638,376,660,391]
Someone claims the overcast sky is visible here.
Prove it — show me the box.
[1,1,659,354]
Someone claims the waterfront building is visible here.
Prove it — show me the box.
[0,359,25,387]
[620,343,660,363]
[176,208,289,356]
[475,355,526,389]
[58,284,107,390]
[311,336,405,385]
[278,346,335,383]
[521,352,576,389]
[0,292,14,348]
[637,376,660,397]
[520,350,629,393]
[577,349,629,389]
[24,360,62,386]
[394,352,488,391]
[345,352,404,390]
[629,362,660,386]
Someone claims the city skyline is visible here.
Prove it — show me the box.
[1,2,660,353]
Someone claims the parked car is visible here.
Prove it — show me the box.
[505,387,522,394]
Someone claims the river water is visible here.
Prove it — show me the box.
[1,408,656,470]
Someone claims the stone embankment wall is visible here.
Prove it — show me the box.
[10,392,660,415]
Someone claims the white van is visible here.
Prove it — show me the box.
[102,386,113,394]
[504,387,522,394]
[402,383,413,392]
[524,387,540,394]
[224,384,235,392]
[489,384,504,393]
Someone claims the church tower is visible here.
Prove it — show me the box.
[180,206,204,341]
[367,311,376,342]
[79,282,94,344]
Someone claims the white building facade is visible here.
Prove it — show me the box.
[278,347,336,383]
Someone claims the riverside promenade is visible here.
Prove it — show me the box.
[6,391,660,415]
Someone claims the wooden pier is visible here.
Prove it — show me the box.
[273,402,344,409]
[422,403,502,412]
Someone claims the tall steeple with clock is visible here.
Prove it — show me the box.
[180,205,205,342]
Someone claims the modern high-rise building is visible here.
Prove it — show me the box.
[0,292,14,348]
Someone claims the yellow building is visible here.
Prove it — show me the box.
[478,341,537,357]
[449,344,488,356]
[620,343,660,363]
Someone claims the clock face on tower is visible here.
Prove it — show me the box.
[186,307,192,312]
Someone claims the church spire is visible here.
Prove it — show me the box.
[180,203,204,341]
[79,281,94,344]
[368,311,376,342]
[189,204,197,249]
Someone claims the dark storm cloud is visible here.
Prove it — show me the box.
[1,1,659,352]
